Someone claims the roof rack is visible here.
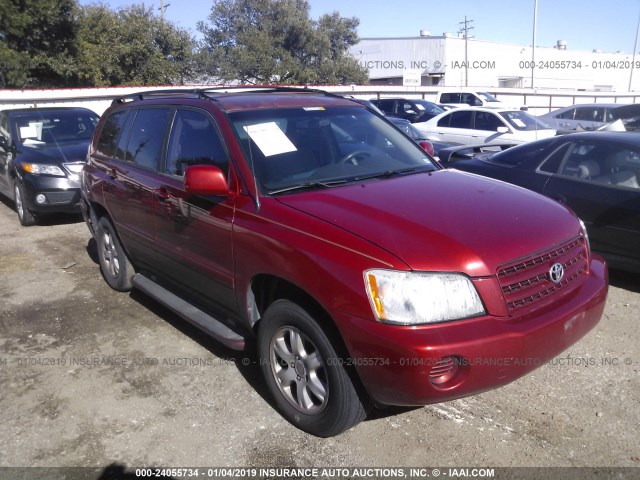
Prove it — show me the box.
[111,86,339,105]
[111,89,209,105]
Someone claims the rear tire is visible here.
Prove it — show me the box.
[258,299,368,437]
[14,182,36,226]
[96,216,134,291]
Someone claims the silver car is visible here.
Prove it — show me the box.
[537,103,623,133]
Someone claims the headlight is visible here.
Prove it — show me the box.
[578,218,591,255]
[364,269,486,325]
[22,163,66,176]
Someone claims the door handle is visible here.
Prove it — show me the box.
[155,186,170,201]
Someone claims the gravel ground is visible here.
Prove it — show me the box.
[0,195,639,478]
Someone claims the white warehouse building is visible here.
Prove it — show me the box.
[349,34,640,92]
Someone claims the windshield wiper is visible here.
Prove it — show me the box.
[269,179,348,195]
[353,167,427,182]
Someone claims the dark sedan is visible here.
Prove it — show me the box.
[440,132,640,272]
[0,107,99,226]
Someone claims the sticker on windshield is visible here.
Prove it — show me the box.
[415,104,425,111]
[19,124,39,139]
[512,118,526,128]
[243,122,297,157]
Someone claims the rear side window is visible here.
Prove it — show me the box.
[124,108,172,170]
[96,110,129,158]
[449,111,473,128]
[556,108,575,120]
[165,109,229,177]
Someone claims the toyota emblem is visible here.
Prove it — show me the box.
[549,263,564,284]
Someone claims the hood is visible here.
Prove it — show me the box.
[17,141,90,165]
[275,170,580,277]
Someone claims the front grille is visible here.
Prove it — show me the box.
[45,191,79,205]
[497,236,589,314]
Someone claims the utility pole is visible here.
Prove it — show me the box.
[531,0,538,88]
[458,16,474,87]
[629,5,640,91]
[158,0,171,22]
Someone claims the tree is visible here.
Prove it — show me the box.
[197,0,368,84]
[75,4,199,86]
[0,0,79,88]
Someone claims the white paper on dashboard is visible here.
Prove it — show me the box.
[244,122,297,157]
[20,125,38,139]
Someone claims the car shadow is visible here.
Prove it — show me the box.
[608,268,640,293]
[128,288,275,410]
[83,238,437,429]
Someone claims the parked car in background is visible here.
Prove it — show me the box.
[537,103,622,134]
[414,107,556,145]
[82,87,607,437]
[0,107,99,226]
[401,123,460,159]
[435,90,527,110]
[346,97,453,156]
[440,131,640,272]
[370,97,445,123]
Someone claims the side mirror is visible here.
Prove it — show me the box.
[497,126,510,134]
[0,134,9,152]
[184,165,229,197]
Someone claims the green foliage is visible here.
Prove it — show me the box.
[0,0,79,87]
[0,0,367,88]
[76,4,198,86]
[197,0,368,84]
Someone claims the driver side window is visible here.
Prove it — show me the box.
[165,109,229,177]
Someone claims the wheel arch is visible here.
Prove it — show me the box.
[247,274,354,362]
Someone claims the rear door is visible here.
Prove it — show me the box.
[100,107,173,270]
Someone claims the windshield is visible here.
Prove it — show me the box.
[479,92,500,103]
[230,106,438,193]
[12,110,99,146]
[500,111,551,131]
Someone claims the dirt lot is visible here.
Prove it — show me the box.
[0,195,639,475]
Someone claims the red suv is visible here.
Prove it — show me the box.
[81,88,608,437]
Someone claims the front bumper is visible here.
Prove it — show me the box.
[21,174,81,214]
[334,256,608,406]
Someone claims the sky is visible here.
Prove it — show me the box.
[78,0,640,54]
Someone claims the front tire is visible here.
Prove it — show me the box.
[14,182,36,226]
[96,216,134,291]
[258,299,368,437]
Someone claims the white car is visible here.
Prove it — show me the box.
[413,107,556,145]
[435,90,526,110]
